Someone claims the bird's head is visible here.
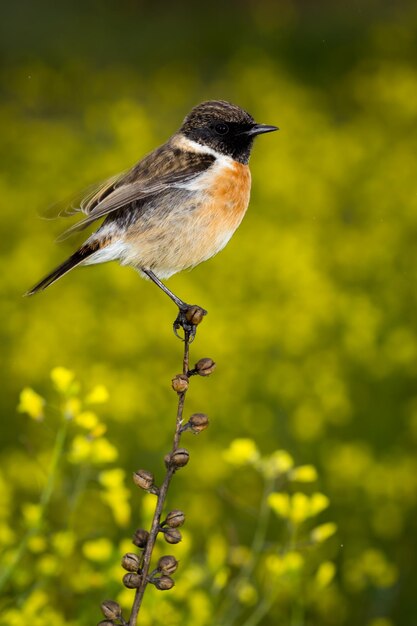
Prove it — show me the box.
[180,100,278,164]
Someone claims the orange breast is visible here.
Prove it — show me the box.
[121,159,252,277]
[204,160,251,236]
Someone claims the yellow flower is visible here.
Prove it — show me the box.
[173,528,192,560]
[142,492,157,521]
[52,531,76,557]
[82,538,113,562]
[99,468,125,489]
[362,549,398,588]
[268,492,290,518]
[188,589,213,626]
[310,492,330,516]
[223,438,259,466]
[22,503,42,527]
[117,588,134,610]
[0,523,15,546]
[311,522,337,543]
[237,580,258,605]
[90,422,107,438]
[269,491,331,525]
[91,438,118,464]
[50,367,75,394]
[119,538,134,556]
[265,554,284,576]
[69,435,118,464]
[269,449,294,474]
[75,410,99,430]
[101,490,131,526]
[37,554,59,576]
[207,533,227,571]
[229,545,251,567]
[28,535,47,553]
[283,551,304,572]
[289,464,318,482]
[100,468,131,526]
[20,589,49,614]
[315,561,336,588]
[64,397,81,417]
[18,387,45,421]
[86,384,109,404]
[213,566,230,590]
[68,435,92,463]
[260,449,295,478]
[290,492,311,524]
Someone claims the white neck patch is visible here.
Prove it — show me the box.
[174,134,233,163]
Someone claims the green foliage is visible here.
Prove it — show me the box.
[1,373,339,626]
[1,2,417,625]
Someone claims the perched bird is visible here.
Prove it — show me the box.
[26,100,278,337]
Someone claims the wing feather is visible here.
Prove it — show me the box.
[56,140,215,240]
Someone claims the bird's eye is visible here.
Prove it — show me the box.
[214,123,229,136]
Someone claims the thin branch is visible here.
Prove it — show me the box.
[99,306,213,626]
[128,330,191,626]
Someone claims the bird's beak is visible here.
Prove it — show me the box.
[241,123,279,137]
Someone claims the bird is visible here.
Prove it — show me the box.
[26,100,278,338]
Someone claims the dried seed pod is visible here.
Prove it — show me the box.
[154,575,175,590]
[165,509,185,528]
[188,412,209,433]
[170,448,190,468]
[101,600,122,620]
[132,528,149,548]
[133,469,154,491]
[171,374,189,393]
[123,572,142,588]
[195,358,216,376]
[157,555,179,575]
[121,552,141,572]
[97,621,115,626]
[163,528,182,544]
[185,305,206,326]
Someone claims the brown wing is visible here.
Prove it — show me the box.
[41,173,125,222]
[57,140,215,240]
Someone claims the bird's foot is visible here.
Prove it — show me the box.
[173,305,207,342]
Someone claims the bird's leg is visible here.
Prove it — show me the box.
[141,268,207,341]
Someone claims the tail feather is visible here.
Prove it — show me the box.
[25,246,96,296]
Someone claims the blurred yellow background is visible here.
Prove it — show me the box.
[1,1,417,625]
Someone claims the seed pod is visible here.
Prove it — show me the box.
[185,305,206,326]
[195,358,216,376]
[101,600,122,620]
[163,528,182,544]
[97,621,114,626]
[121,552,141,572]
[123,572,142,588]
[188,412,209,433]
[154,575,175,590]
[169,448,190,468]
[157,555,179,575]
[165,510,185,528]
[132,529,149,548]
[133,469,154,491]
[171,374,189,393]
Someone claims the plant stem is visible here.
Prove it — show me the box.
[239,597,272,626]
[128,331,191,626]
[220,476,274,625]
[0,416,69,592]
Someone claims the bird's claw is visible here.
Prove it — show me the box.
[173,305,207,342]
